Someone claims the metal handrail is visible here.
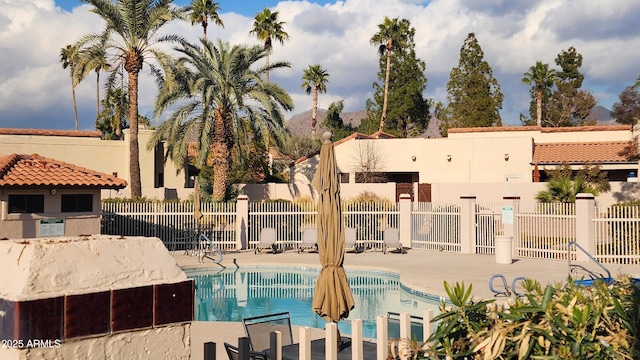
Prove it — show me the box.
[567,241,611,280]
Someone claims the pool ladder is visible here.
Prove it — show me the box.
[489,274,527,297]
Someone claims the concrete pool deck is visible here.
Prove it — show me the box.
[176,249,640,360]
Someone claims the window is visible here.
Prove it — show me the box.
[339,173,349,183]
[61,194,93,213]
[8,194,44,213]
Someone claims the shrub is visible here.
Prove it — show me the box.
[418,276,640,359]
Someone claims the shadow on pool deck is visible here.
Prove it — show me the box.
[178,249,640,360]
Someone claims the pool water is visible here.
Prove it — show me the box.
[187,266,443,338]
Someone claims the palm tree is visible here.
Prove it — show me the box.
[250,7,289,83]
[79,0,182,198]
[370,17,410,132]
[59,44,80,130]
[150,38,293,201]
[522,61,556,127]
[75,43,110,119]
[188,0,223,40]
[536,176,598,203]
[301,64,329,138]
[97,87,128,139]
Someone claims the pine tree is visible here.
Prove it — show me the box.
[366,18,429,137]
[441,33,503,135]
[544,47,596,126]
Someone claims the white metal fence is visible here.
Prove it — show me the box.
[100,200,640,264]
[594,205,640,264]
[411,202,461,251]
[515,202,576,261]
[475,202,504,255]
[101,201,237,251]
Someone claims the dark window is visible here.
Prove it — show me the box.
[339,173,349,183]
[61,194,93,212]
[8,194,45,213]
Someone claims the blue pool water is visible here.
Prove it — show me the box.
[186,266,443,338]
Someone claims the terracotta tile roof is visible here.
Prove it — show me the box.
[532,141,637,164]
[0,154,127,189]
[0,128,102,138]
[448,125,631,134]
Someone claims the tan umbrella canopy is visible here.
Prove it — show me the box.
[312,132,355,323]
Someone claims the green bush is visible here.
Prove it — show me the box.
[408,276,640,359]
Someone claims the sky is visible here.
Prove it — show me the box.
[1,0,639,131]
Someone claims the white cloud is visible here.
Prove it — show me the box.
[1,0,639,131]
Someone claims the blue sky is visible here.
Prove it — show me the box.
[54,0,334,16]
[1,0,639,131]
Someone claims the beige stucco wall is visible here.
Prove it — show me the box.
[0,188,101,239]
[0,129,190,200]
[291,136,535,185]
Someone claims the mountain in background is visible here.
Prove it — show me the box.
[286,105,614,138]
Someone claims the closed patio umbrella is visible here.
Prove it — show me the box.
[312,132,355,326]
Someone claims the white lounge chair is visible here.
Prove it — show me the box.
[345,227,362,253]
[383,227,406,254]
[298,227,318,253]
[255,227,278,254]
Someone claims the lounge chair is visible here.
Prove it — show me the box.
[224,342,268,360]
[298,227,318,253]
[255,227,278,254]
[383,227,406,254]
[344,227,362,253]
[242,312,294,353]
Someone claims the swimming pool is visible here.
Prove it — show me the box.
[186,266,443,338]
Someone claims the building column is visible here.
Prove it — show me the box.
[398,194,412,249]
[236,195,249,250]
[459,195,476,254]
[575,193,595,262]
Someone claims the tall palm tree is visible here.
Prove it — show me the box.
[301,64,329,138]
[97,87,128,140]
[60,44,80,130]
[188,0,223,40]
[370,17,410,132]
[150,39,293,201]
[250,7,289,83]
[79,0,182,198]
[75,43,110,119]
[522,61,556,127]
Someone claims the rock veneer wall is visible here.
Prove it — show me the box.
[0,235,193,360]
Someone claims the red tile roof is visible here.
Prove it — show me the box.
[0,154,127,189]
[0,128,102,138]
[532,141,637,164]
[448,125,631,134]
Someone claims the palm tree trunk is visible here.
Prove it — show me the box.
[380,48,392,132]
[311,85,318,138]
[202,22,207,40]
[128,70,142,198]
[536,87,542,127]
[265,54,270,83]
[71,81,79,131]
[212,109,229,201]
[96,70,100,120]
